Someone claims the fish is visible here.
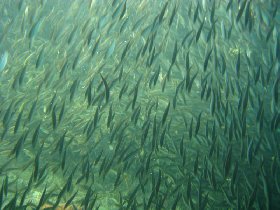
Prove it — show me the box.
[100,74,110,103]
[244,0,251,27]
[119,0,127,20]
[105,39,116,59]
[33,152,40,182]
[195,112,202,136]
[161,101,170,126]
[64,191,78,209]
[120,40,131,62]
[167,40,178,80]
[194,151,199,175]
[203,48,213,72]
[247,138,253,165]
[107,103,115,128]
[68,25,78,45]
[224,145,232,178]
[36,45,45,69]
[70,79,79,102]
[35,186,47,210]
[193,2,200,23]
[169,4,178,27]
[91,35,101,57]
[52,105,57,130]
[236,0,247,23]
[247,178,258,209]
[14,108,24,134]
[0,51,8,71]
[273,77,279,105]
[0,0,278,209]
[236,49,241,78]
[11,131,29,158]
[196,19,205,42]
[72,48,82,70]
[0,187,3,209]
[29,18,43,48]
[158,2,169,24]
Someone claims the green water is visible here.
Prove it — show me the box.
[0,0,279,209]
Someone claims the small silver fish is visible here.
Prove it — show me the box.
[0,51,8,71]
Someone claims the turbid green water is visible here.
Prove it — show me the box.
[0,0,279,209]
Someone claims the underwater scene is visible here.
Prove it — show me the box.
[0,0,280,209]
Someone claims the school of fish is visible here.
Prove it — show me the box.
[0,0,279,209]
